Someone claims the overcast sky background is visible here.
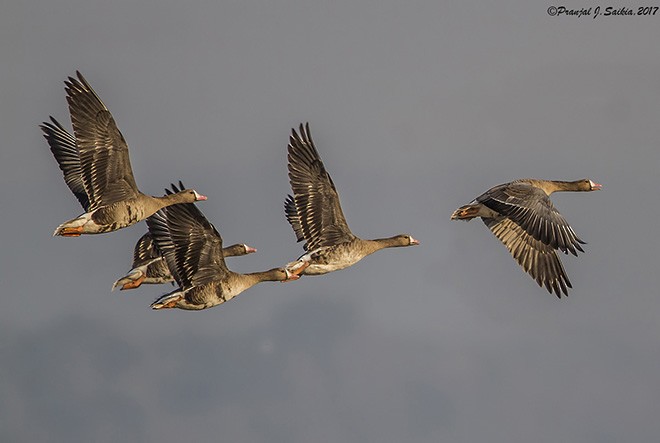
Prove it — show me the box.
[2,1,660,442]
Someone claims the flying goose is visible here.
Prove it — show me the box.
[112,231,257,291]
[284,123,419,279]
[451,178,601,297]
[145,185,295,310]
[41,71,205,237]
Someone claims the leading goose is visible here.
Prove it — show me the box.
[145,194,295,311]
[284,123,419,279]
[451,178,601,297]
[41,71,206,237]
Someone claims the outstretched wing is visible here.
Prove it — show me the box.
[65,71,139,210]
[40,116,90,211]
[286,123,356,251]
[483,217,572,298]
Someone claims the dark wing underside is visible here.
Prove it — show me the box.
[40,117,90,211]
[65,71,139,211]
[483,217,572,297]
[286,123,356,251]
[284,194,305,243]
[478,182,585,256]
[146,185,228,290]
[132,232,161,267]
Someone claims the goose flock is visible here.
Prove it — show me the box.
[42,72,600,309]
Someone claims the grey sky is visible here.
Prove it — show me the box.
[2,1,660,442]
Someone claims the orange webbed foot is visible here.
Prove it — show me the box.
[161,299,178,309]
[120,274,146,291]
[58,226,84,237]
[282,261,310,282]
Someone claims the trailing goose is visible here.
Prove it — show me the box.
[41,71,205,237]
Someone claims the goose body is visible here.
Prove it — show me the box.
[145,184,294,311]
[284,123,418,278]
[289,239,418,275]
[451,178,601,297]
[41,72,206,237]
[112,232,257,290]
